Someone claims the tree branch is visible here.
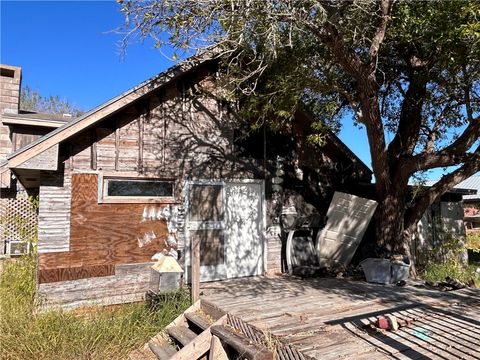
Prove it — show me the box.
[438,117,480,155]
[410,146,479,171]
[424,103,453,153]
[368,0,392,67]
[387,70,428,161]
[404,151,480,231]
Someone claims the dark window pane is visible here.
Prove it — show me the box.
[191,229,225,266]
[189,185,224,221]
[107,180,173,197]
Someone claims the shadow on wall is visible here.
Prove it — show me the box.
[187,181,264,281]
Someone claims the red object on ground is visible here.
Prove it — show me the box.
[377,315,399,330]
[377,316,390,329]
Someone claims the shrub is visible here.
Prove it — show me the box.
[466,232,480,252]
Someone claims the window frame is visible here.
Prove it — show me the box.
[98,174,176,204]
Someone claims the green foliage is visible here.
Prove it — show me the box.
[422,231,479,287]
[422,261,479,287]
[428,231,465,265]
[20,85,84,117]
[0,255,190,360]
[467,232,480,252]
[119,0,479,146]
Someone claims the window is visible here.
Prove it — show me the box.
[103,178,174,201]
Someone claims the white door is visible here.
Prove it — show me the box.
[187,181,264,282]
[225,183,263,278]
[316,192,377,267]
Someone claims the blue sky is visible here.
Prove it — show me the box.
[0,1,458,181]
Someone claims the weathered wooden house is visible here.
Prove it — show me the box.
[5,54,372,309]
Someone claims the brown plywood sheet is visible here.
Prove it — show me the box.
[38,265,114,284]
[38,173,168,277]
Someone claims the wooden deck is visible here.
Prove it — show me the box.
[201,275,480,359]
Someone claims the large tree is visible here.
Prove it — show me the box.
[20,85,84,117]
[119,0,480,260]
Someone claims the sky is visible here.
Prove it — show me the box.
[0,1,461,181]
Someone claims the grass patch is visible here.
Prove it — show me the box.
[0,254,190,360]
[421,261,479,287]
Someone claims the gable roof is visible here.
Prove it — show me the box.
[7,50,371,177]
[7,51,216,168]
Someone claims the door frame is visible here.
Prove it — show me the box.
[184,179,266,283]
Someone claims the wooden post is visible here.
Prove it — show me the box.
[209,335,229,360]
[90,129,97,170]
[114,118,119,171]
[191,235,200,303]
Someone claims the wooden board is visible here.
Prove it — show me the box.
[16,144,58,171]
[37,171,71,254]
[38,264,114,283]
[38,173,168,277]
[202,276,480,360]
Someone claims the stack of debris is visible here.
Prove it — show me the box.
[425,277,470,291]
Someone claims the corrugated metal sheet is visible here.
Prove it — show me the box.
[423,175,480,200]
[457,175,480,200]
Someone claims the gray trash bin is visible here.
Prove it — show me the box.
[360,258,392,284]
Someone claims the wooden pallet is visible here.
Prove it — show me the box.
[129,299,280,360]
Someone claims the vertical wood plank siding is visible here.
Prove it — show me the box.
[37,171,71,253]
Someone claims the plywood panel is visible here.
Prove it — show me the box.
[191,229,225,266]
[189,184,223,221]
[38,264,114,284]
[38,173,169,276]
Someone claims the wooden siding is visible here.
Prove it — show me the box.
[17,145,58,171]
[38,173,168,283]
[66,75,260,182]
[33,67,373,308]
[38,262,153,309]
[12,126,51,152]
[265,227,283,275]
[37,171,71,253]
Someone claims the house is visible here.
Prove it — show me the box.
[0,65,72,255]
[455,175,480,233]
[4,53,372,309]
[412,181,477,265]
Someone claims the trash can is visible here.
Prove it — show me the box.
[360,258,392,284]
[391,258,410,282]
[361,257,410,284]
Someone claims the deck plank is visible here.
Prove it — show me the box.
[201,275,480,359]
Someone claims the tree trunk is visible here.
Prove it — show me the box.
[401,226,418,278]
[374,192,406,253]
[374,193,420,278]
